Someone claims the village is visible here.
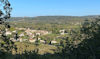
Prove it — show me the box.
[0,27,69,45]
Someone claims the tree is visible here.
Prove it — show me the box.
[0,0,14,58]
[62,18,100,59]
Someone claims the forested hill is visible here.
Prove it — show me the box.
[8,15,100,22]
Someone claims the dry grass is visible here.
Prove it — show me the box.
[14,42,57,55]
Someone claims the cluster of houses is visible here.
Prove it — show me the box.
[0,27,69,45]
[5,28,50,43]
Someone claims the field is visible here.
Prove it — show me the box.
[14,42,57,55]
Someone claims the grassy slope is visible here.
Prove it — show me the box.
[14,42,57,55]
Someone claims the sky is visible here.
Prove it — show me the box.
[9,0,100,17]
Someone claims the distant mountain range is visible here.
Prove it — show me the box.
[8,15,100,23]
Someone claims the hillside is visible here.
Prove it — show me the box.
[7,16,99,30]
[8,15,98,22]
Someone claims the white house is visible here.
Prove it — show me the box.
[30,34,35,38]
[10,38,17,42]
[59,30,65,35]
[59,29,68,35]
[19,38,23,42]
[10,38,14,40]
[6,31,12,35]
[36,33,41,36]
[40,40,45,43]
[5,29,8,31]
[29,39,36,43]
[19,33,24,37]
[38,38,41,40]
[51,40,57,44]
[12,30,16,33]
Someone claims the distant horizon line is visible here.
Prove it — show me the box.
[11,14,100,17]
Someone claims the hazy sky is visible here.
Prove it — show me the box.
[9,0,100,17]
